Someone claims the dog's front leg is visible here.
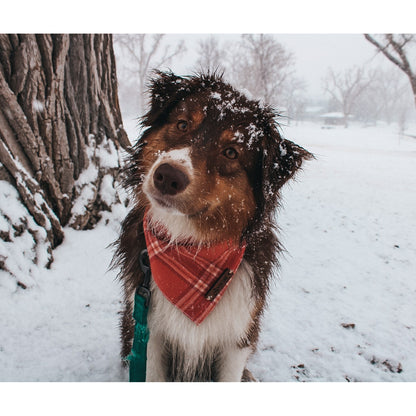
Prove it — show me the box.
[146,331,167,381]
[217,346,252,382]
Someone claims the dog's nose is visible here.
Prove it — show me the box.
[153,163,190,195]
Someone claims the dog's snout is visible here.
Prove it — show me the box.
[153,163,190,196]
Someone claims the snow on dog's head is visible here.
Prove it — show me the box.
[125,71,313,244]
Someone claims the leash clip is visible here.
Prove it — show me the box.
[138,249,151,307]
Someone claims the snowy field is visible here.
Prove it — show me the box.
[1,121,415,382]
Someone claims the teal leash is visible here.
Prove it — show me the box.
[127,249,151,382]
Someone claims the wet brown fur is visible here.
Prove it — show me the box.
[113,71,312,380]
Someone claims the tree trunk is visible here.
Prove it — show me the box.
[410,76,416,111]
[0,34,130,288]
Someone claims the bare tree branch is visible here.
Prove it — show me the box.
[194,36,226,73]
[113,34,186,114]
[364,34,416,110]
[323,66,373,127]
[228,34,295,106]
[364,34,406,71]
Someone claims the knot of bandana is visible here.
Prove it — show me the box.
[143,214,246,325]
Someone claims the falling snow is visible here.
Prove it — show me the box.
[1,121,415,382]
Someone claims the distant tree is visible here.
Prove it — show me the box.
[355,68,413,127]
[0,34,129,288]
[364,34,416,111]
[282,76,306,124]
[322,66,373,127]
[228,34,295,106]
[114,34,186,115]
[194,36,226,74]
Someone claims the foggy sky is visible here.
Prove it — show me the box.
[162,34,394,99]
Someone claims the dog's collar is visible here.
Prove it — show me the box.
[143,213,246,325]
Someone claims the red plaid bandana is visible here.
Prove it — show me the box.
[143,214,246,325]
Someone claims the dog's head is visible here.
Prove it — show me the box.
[127,72,312,244]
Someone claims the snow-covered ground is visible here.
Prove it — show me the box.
[1,122,415,382]
[250,122,416,382]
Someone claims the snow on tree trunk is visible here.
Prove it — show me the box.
[0,34,130,288]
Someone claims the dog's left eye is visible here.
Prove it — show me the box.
[177,120,188,132]
[223,147,238,159]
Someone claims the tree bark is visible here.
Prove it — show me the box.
[0,34,130,286]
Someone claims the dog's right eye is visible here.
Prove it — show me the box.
[177,120,188,132]
[223,147,239,160]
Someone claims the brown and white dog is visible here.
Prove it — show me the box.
[113,72,312,381]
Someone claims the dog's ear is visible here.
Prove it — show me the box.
[143,71,187,126]
[260,124,313,213]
